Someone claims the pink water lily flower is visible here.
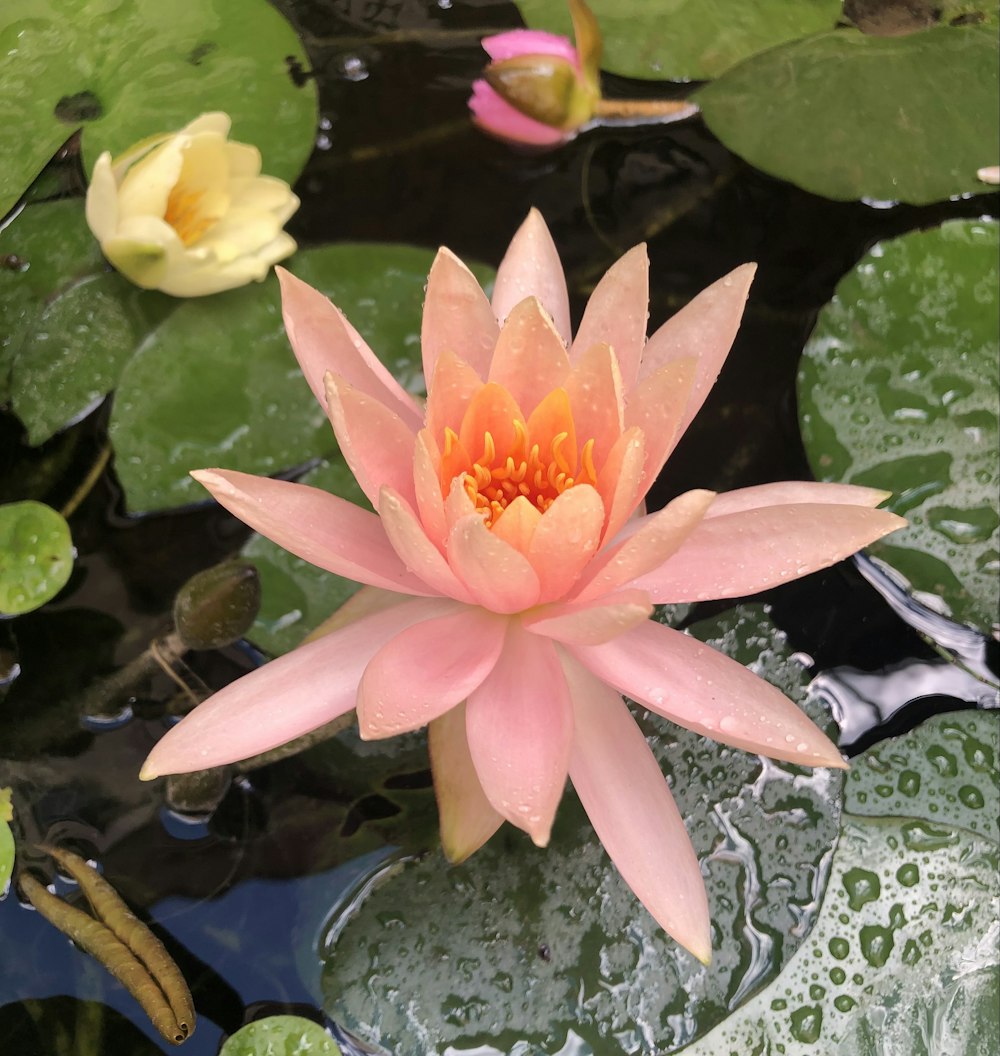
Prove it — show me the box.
[141,209,904,962]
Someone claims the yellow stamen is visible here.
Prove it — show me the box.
[164,185,217,246]
[446,397,599,528]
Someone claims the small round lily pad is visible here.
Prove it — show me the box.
[219,1016,342,1056]
[0,501,75,615]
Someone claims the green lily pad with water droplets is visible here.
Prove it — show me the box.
[696,22,1000,204]
[0,0,317,220]
[321,605,844,1054]
[0,501,74,615]
[219,1016,342,1056]
[0,199,104,406]
[798,219,1000,633]
[515,0,842,80]
[682,710,1000,1056]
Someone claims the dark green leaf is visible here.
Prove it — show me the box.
[0,500,74,615]
[0,0,317,219]
[515,0,842,80]
[683,711,1000,1055]
[11,271,172,445]
[696,24,1000,203]
[798,220,999,631]
[0,199,103,405]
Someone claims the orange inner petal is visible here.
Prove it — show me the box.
[440,382,598,528]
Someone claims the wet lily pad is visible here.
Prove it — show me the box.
[12,271,172,446]
[798,220,1000,632]
[0,501,74,615]
[219,1016,342,1056]
[696,24,1000,203]
[515,0,842,80]
[0,0,317,220]
[683,711,1000,1055]
[242,459,369,656]
[1,788,14,896]
[0,199,103,406]
[321,606,844,1054]
[111,246,492,514]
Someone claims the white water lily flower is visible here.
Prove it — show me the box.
[85,112,299,297]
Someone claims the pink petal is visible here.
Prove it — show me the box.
[705,481,891,518]
[466,624,573,845]
[421,247,499,381]
[190,469,432,596]
[571,620,846,769]
[426,348,485,443]
[491,495,542,554]
[429,703,504,863]
[571,244,649,386]
[563,342,624,471]
[596,426,645,543]
[483,29,582,72]
[527,483,606,601]
[488,297,571,415]
[564,657,711,962]
[639,264,756,447]
[625,358,698,499]
[470,81,569,148]
[357,606,507,738]
[277,269,423,431]
[325,372,418,508]
[412,429,448,550]
[524,588,652,645]
[378,487,473,602]
[303,585,407,644]
[574,489,715,603]
[492,208,571,342]
[633,503,907,603]
[140,598,453,777]
[448,512,541,613]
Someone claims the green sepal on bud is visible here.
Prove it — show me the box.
[485,55,598,130]
[569,0,603,95]
[173,559,261,651]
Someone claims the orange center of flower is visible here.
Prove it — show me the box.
[438,385,597,528]
[164,186,216,245]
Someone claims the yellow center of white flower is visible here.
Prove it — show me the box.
[164,186,217,246]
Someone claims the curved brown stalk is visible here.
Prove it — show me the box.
[40,845,195,1039]
[19,873,189,1045]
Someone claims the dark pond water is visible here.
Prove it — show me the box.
[1,1,997,1053]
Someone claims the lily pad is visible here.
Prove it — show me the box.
[12,271,172,445]
[321,606,844,1054]
[0,0,317,220]
[219,1016,342,1056]
[798,220,1000,632]
[683,711,1000,1056]
[0,501,74,615]
[243,459,369,656]
[515,0,842,80]
[1,788,14,896]
[0,199,103,405]
[110,245,493,514]
[696,24,1000,203]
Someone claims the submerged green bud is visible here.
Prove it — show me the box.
[173,560,261,651]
